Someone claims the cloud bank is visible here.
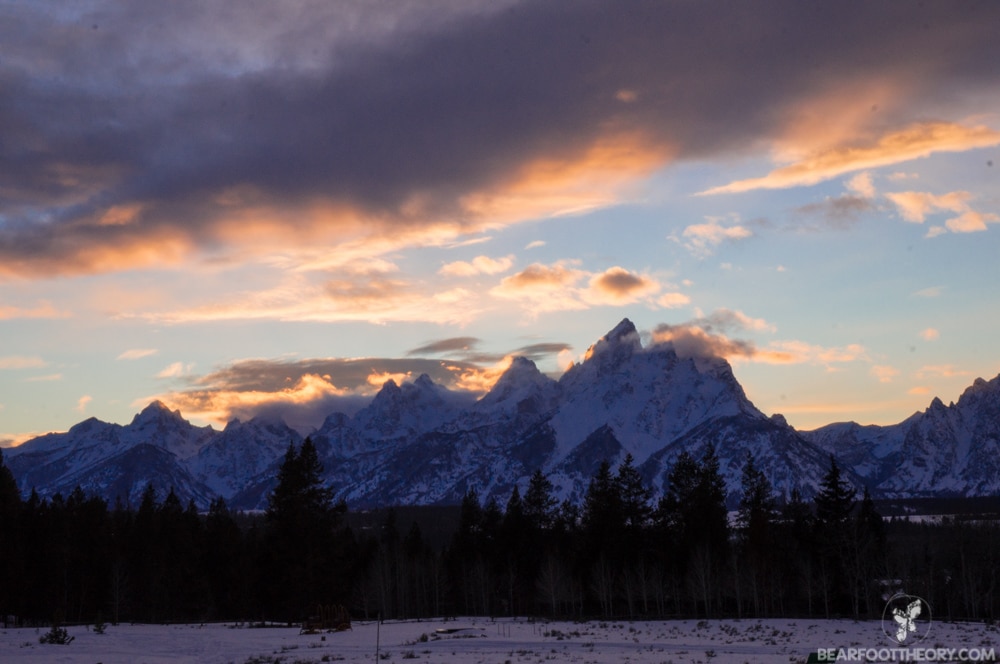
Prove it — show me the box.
[3,1,1000,277]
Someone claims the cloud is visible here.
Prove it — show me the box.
[453,355,515,394]
[946,210,998,233]
[913,286,943,298]
[491,262,589,312]
[492,262,667,313]
[886,191,971,222]
[920,328,940,341]
[656,292,691,309]
[915,364,971,379]
[439,255,514,277]
[132,271,485,325]
[886,190,999,233]
[0,356,47,370]
[75,395,93,414]
[845,171,876,199]
[678,221,752,257]
[407,337,481,356]
[25,373,62,382]
[585,267,660,305]
[3,2,1000,278]
[143,355,486,431]
[157,362,195,378]
[117,348,159,361]
[794,195,874,229]
[703,122,1000,195]
[871,365,900,383]
[908,386,931,395]
[0,301,70,320]
[525,240,546,250]
[650,313,866,369]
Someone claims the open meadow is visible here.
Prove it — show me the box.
[2,617,998,664]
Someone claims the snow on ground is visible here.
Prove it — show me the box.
[2,617,998,663]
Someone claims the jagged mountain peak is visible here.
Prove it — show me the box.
[477,356,559,410]
[584,318,642,361]
[10,319,1000,509]
[130,400,186,427]
[957,373,1000,404]
[605,317,639,344]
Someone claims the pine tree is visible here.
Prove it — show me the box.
[523,470,558,531]
[0,450,21,628]
[616,453,652,530]
[814,454,856,527]
[582,460,623,540]
[737,451,776,532]
[264,438,344,621]
[813,455,857,616]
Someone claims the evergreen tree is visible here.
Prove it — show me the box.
[582,460,623,537]
[736,452,777,616]
[523,470,558,531]
[264,438,346,621]
[0,450,21,627]
[814,455,856,527]
[736,451,776,533]
[813,455,857,616]
[616,453,652,530]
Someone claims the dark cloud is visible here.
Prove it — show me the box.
[3,1,999,275]
[407,336,481,355]
[515,342,572,360]
[187,357,477,393]
[794,195,875,230]
[591,268,651,297]
[406,336,570,363]
[651,322,758,361]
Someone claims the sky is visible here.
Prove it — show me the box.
[2,1,1000,445]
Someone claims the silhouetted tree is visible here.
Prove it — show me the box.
[264,438,347,621]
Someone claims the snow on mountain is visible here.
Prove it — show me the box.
[6,321,1000,510]
[190,417,303,497]
[804,373,1000,497]
[550,318,760,465]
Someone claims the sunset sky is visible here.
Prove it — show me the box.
[2,1,1000,445]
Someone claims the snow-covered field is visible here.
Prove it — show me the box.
[2,616,998,663]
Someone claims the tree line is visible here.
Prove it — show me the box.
[1,442,997,626]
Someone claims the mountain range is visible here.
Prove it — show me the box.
[5,319,1000,510]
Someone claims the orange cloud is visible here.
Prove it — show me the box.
[366,371,412,389]
[74,395,93,414]
[656,292,691,309]
[0,356,47,370]
[117,348,159,361]
[585,266,660,305]
[915,364,971,379]
[871,365,900,383]
[0,301,70,320]
[439,254,515,276]
[453,355,514,394]
[886,190,970,223]
[919,328,940,341]
[132,271,485,326]
[146,373,352,430]
[703,122,1000,194]
[461,132,671,223]
[678,220,752,257]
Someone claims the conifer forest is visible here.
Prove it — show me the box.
[1,441,997,628]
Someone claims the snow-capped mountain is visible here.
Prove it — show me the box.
[804,375,1000,497]
[6,401,216,507]
[5,319,1000,510]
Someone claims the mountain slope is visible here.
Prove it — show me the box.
[6,320,999,509]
